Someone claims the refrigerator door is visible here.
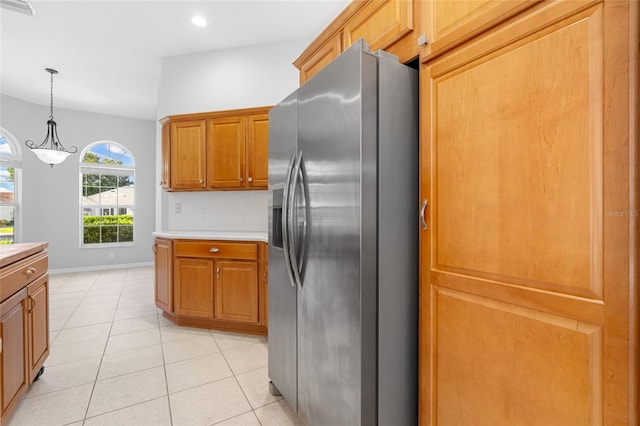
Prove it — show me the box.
[295,40,378,426]
[267,91,298,409]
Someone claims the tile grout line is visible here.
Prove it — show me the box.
[80,269,127,425]
[215,331,264,425]
[157,308,175,426]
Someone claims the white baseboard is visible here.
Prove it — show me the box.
[49,261,154,275]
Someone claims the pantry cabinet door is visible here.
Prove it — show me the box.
[420,1,637,424]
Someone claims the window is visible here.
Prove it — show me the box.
[80,142,135,247]
[0,129,22,245]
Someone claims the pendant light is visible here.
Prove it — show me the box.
[25,68,77,167]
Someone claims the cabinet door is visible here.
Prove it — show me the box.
[343,0,413,53]
[27,274,48,383]
[423,0,541,60]
[207,117,246,189]
[161,122,171,189]
[174,258,214,319]
[214,260,258,324]
[299,35,342,85]
[154,238,173,312]
[170,120,206,190]
[246,114,269,189]
[0,288,28,419]
[420,1,637,424]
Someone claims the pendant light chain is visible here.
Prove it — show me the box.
[49,71,54,120]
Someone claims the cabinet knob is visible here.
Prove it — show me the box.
[209,247,220,253]
[239,177,244,183]
[25,267,37,276]
[248,177,253,183]
[199,179,204,184]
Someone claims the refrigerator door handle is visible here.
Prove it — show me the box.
[288,151,306,288]
[282,152,298,287]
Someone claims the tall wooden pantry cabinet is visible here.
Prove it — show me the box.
[419,0,638,424]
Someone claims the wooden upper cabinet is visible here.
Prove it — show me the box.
[422,0,542,60]
[343,0,413,54]
[295,0,422,84]
[207,116,246,189]
[170,120,206,190]
[160,122,171,189]
[246,114,269,189]
[298,35,342,84]
[160,106,270,191]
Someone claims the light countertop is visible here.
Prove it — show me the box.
[153,231,268,243]
[0,242,48,269]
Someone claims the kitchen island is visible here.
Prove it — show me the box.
[152,232,268,335]
[0,242,49,424]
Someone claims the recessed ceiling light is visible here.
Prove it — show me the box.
[191,16,207,27]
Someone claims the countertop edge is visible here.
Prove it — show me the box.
[153,231,268,243]
[0,242,49,269]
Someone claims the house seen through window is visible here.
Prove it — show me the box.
[0,129,21,245]
[80,142,135,246]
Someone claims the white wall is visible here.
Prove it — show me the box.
[156,38,308,233]
[0,95,156,271]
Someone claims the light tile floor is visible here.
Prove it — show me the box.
[8,266,303,426]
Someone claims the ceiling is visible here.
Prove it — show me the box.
[0,0,349,120]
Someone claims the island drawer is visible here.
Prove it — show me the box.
[0,250,48,303]
[174,240,258,260]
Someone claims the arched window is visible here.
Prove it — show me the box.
[0,128,22,245]
[80,141,135,247]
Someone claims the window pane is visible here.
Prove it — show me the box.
[119,225,133,242]
[84,143,134,166]
[0,205,15,245]
[101,225,118,243]
[83,224,100,244]
[0,167,15,200]
[0,136,15,156]
[80,142,134,247]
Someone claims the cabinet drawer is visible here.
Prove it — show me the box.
[0,251,48,303]
[174,241,258,260]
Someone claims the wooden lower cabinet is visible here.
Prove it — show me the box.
[153,238,173,313]
[156,238,268,335]
[0,243,49,425]
[1,288,28,420]
[214,260,258,324]
[26,274,49,383]
[174,257,215,319]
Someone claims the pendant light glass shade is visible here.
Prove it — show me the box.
[25,68,77,167]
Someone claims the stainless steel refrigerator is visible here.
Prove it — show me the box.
[268,39,418,426]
